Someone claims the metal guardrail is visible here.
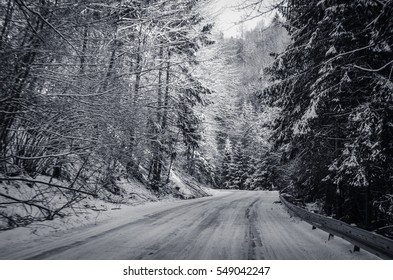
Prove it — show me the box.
[279,194,393,259]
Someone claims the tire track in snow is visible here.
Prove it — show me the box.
[246,198,264,260]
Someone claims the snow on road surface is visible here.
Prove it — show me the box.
[0,190,380,260]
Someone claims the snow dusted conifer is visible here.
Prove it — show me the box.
[220,138,233,188]
[266,0,393,228]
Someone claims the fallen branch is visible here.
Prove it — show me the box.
[0,192,53,217]
[0,177,97,197]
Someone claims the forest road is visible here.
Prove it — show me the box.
[0,190,379,259]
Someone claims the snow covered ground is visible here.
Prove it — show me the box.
[0,190,380,260]
[0,167,211,231]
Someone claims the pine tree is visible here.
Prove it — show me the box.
[266,0,393,228]
[220,139,232,188]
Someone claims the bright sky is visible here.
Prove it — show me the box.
[207,0,274,38]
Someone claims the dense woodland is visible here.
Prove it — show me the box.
[1,0,393,232]
[0,0,214,228]
[265,0,393,230]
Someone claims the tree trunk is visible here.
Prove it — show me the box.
[128,24,144,172]
[365,182,371,229]
[162,50,171,130]
[150,46,164,190]
[80,25,89,74]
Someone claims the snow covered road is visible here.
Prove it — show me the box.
[0,190,379,259]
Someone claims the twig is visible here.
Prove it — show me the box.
[354,60,393,72]
[14,0,81,56]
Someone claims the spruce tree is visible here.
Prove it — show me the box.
[266,0,393,228]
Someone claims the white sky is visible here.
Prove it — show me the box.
[207,0,274,38]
